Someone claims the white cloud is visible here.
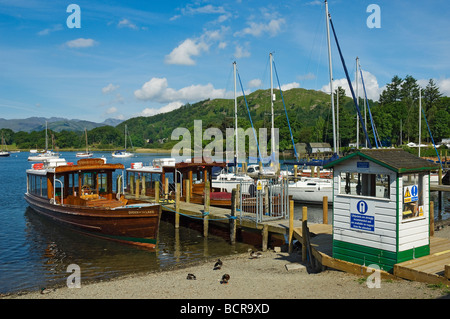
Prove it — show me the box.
[134,77,228,104]
[37,24,62,36]
[65,38,97,48]
[102,83,120,94]
[118,18,138,30]
[140,101,184,116]
[281,82,300,91]
[248,79,262,88]
[165,38,208,65]
[165,27,228,65]
[297,72,316,81]
[234,18,285,37]
[321,70,383,101]
[106,107,117,114]
[234,43,251,59]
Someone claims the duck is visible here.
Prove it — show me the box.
[213,258,223,270]
[40,287,55,294]
[186,273,196,280]
[220,274,230,284]
[248,249,262,259]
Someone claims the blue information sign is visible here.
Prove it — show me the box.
[350,200,374,232]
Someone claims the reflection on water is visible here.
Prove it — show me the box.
[1,206,253,295]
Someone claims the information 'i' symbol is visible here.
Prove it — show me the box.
[357,200,368,214]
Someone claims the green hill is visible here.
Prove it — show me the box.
[119,87,355,151]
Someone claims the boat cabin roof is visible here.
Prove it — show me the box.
[27,158,124,176]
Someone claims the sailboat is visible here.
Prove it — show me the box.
[0,132,10,157]
[28,122,60,161]
[76,128,93,158]
[211,62,254,193]
[277,4,338,204]
[112,124,134,158]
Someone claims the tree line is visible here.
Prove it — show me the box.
[1,75,449,152]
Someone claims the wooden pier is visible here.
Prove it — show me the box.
[160,199,450,285]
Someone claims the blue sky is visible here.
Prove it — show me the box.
[1,0,449,122]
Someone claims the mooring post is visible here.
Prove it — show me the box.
[203,180,210,237]
[262,224,269,252]
[302,206,308,262]
[155,181,160,203]
[164,177,169,200]
[230,188,237,245]
[130,175,135,194]
[288,199,294,253]
[185,178,190,203]
[323,196,328,224]
[430,201,434,237]
[141,175,146,196]
[175,182,180,228]
[135,178,140,200]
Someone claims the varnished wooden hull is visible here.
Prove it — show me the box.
[24,193,160,248]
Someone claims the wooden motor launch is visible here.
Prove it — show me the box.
[24,157,161,248]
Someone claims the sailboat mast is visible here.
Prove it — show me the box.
[85,128,88,153]
[233,61,239,163]
[356,57,359,149]
[125,124,127,150]
[45,121,48,151]
[325,0,337,153]
[270,52,275,157]
[419,88,422,157]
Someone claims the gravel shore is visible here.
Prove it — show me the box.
[4,223,450,300]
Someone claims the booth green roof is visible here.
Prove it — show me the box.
[324,149,441,173]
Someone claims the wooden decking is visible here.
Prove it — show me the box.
[160,200,450,285]
[394,237,450,285]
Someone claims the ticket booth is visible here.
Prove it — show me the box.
[324,149,440,272]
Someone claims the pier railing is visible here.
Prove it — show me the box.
[237,178,290,224]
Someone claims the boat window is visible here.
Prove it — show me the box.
[247,167,255,173]
[339,172,390,199]
[28,174,47,198]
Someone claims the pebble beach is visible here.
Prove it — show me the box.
[4,222,449,300]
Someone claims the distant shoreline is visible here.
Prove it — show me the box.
[11,148,173,154]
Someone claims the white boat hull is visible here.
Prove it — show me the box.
[112,152,133,158]
[274,178,333,204]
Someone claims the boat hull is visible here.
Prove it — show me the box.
[24,193,160,248]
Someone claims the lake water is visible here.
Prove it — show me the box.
[0,151,448,295]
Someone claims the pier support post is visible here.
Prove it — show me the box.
[155,181,160,203]
[141,176,146,196]
[323,196,328,224]
[164,176,169,200]
[294,165,298,180]
[185,179,190,203]
[430,201,434,237]
[175,183,180,229]
[203,180,210,237]
[288,199,294,253]
[262,224,269,252]
[302,206,308,262]
[135,178,140,200]
[130,175,135,194]
[230,189,237,245]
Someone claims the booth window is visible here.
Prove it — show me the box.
[402,173,424,220]
[339,172,390,199]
